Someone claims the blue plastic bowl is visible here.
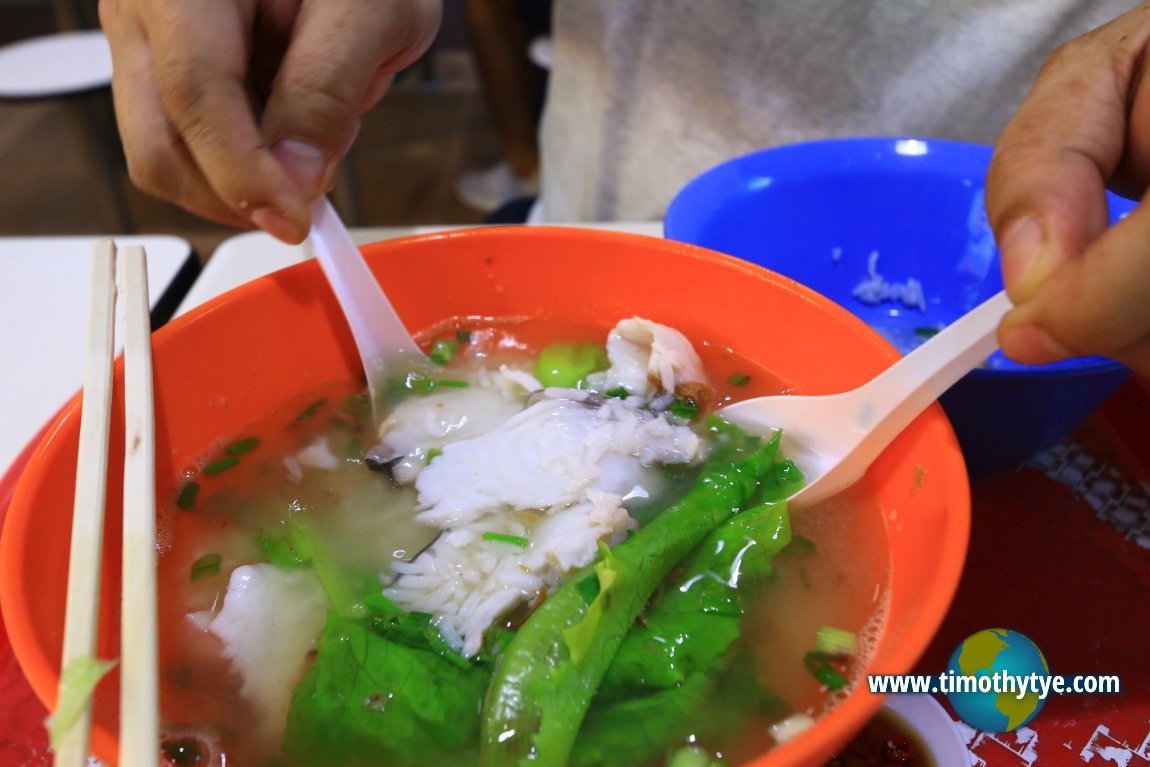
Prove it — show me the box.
[665,137,1132,474]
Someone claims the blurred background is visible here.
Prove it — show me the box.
[0,0,502,260]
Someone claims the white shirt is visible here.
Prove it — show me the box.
[536,0,1136,222]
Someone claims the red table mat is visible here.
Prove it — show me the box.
[915,378,1150,766]
[2,381,1148,767]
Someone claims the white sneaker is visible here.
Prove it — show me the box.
[528,36,554,70]
[455,162,539,213]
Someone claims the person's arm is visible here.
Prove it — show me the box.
[100,0,441,243]
[986,3,1150,376]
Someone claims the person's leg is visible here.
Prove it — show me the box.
[464,0,541,181]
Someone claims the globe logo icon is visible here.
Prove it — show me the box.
[945,628,1050,733]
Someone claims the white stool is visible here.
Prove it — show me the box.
[0,30,111,97]
[0,30,131,230]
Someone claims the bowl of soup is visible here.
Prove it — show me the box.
[665,137,1133,475]
[0,227,969,766]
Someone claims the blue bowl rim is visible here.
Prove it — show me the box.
[664,135,1131,380]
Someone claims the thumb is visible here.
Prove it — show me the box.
[996,203,1150,373]
[261,0,440,198]
[986,13,1150,373]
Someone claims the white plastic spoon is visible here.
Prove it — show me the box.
[719,290,1013,507]
[307,197,428,420]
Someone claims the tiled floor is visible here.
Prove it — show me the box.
[0,43,500,262]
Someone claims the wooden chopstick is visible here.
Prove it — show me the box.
[119,245,159,767]
[54,240,118,767]
[52,241,159,767]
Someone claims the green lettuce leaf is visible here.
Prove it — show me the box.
[283,607,489,767]
[45,655,118,750]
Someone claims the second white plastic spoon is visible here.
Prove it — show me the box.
[719,290,1013,507]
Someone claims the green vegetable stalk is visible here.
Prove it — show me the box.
[571,501,791,767]
[429,338,460,365]
[45,656,118,750]
[285,516,364,616]
[478,427,780,767]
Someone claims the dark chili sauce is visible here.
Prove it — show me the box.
[826,709,935,767]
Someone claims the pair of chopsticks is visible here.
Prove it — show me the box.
[52,241,159,767]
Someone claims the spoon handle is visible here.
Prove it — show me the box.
[308,197,425,409]
[853,289,1012,453]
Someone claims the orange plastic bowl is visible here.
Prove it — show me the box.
[0,227,969,766]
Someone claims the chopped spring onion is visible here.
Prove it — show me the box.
[482,532,530,548]
[727,372,752,387]
[669,396,700,420]
[295,398,327,422]
[429,338,460,365]
[604,386,630,399]
[225,437,260,456]
[457,330,473,343]
[914,326,941,338]
[816,625,858,657]
[403,372,471,394]
[769,713,816,745]
[190,552,222,581]
[426,447,443,463]
[401,372,429,392]
[416,378,469,393]
[804,651,849,691]
[176,481,200,510]
[203,455,240,475]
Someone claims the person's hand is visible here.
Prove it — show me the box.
[987,3,1150,376]
[100,0,440,243]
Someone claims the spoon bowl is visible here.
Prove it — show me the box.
[720,290,1012,506]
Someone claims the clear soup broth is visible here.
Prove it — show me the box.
[154,318,891,767]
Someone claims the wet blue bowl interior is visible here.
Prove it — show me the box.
[665,138,1132,473]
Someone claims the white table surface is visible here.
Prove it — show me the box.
[174,221,663,317]
[0,235,193,474]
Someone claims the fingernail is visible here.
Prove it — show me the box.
[999,216,1047,302]
[1001,322,1074,366]
[273,139,329,195]
[251,206,307,244]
